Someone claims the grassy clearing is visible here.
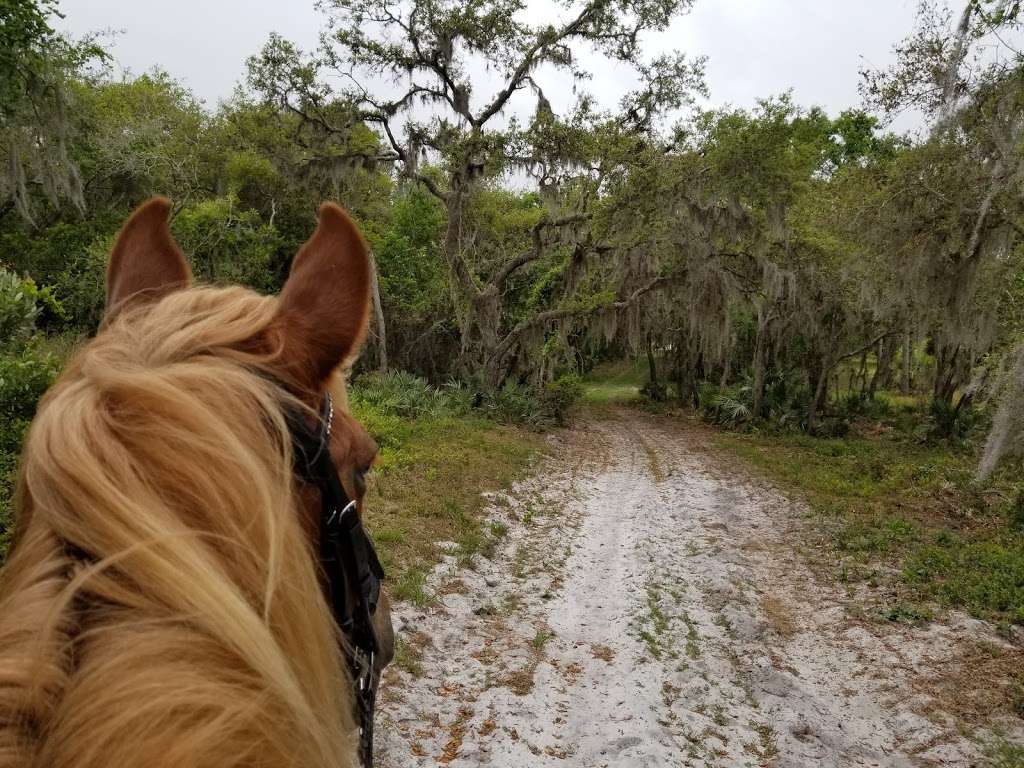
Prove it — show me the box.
[582,359,644,405]
[350,378,543,600]
[712,422,1024,628]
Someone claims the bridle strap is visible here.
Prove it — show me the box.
[289,392,383,768]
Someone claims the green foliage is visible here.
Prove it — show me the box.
[927,397,979,442]
[0,268,43,345]
[369,189,446,317]
[983,738,1024,768]
[351,368,581,430]
[905,533,1024,623]
[475,376,582,429]
[0,0,107,221]
[172,197,281,293]
[705,390,753,428]
[541,373,583,426]
[696,372,810,431]
[0,315,63,558]
[715,423,1024,625]
[0,0,80,115]
[350,371,472,421]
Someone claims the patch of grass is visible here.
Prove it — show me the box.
[392,635,425,677]
[905,536,1024,623]
[392,563,431,607]
[351,383,542,600]
[532,629,553,651]
[745,721,780,760]
[636,584,672,660]
[582,359,644,405]
[880,602,935,625]
[714,425,1024,625]
[681,610,701,659]
[984,738,1024,768]
[1012,683,1024,718]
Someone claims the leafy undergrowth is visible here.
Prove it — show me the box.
[349,374,543,604]
[713,427,1024,629]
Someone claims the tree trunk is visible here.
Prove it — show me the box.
[870,337,894,396]
[368,249,388,373]
[933,341,963,404]
[901,329,912,395]
[807,357,831,433]
[646,338,658,387]
[751,306,768,419]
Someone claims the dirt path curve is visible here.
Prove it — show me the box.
[377,409,1018,767]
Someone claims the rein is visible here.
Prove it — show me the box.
[288,392,385,768]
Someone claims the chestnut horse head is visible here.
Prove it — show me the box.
[0,198,393,768]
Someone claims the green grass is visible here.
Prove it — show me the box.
[532,629,553,651]
[350,387,542,602]
[582,359,644,405]
[392,634,425,677]
[713,428,1024,625]
[984,737,1024,768]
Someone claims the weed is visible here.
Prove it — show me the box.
[393,635,425,677]
[532,629,553,651]
[392,564,431,607]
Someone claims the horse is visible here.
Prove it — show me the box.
[0,198,395,768]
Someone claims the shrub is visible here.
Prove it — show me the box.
[0,268,62,346]
[700,384,753,428]
[640,379,668,402]
[56,238,108,330]
[172,197,282,293]
[480,381,544,427]
[350,370,471,420]
[0,343,61,421]
[0,343,62,560]
[541,373,583,426]
[927,396,978,442]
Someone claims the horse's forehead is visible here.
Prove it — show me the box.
[325,376,376,467]
[332,410,377,468]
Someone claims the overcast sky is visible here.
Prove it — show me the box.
[58,0,927,132]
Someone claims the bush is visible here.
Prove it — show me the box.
[0,344,61,421]
[541,373,583,426]
[0,268,64,344]
[479,381,545,427]
[927,396,978,442]
[455,374,582,429]
[0,343,62,559]
[640,379,668,402]
[172,197,282,293]
[700,384,753,427]
[350,371,472,420]
[56,238,108,330]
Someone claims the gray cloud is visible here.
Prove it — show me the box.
[59,0,926,130]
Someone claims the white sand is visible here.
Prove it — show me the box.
[376,411,1022,767]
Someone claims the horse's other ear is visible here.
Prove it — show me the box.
[105,197,191,319]
[275,202,371,393]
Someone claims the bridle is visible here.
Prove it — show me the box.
[288,392,385,768]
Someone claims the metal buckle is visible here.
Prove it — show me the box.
[326,498,358,527]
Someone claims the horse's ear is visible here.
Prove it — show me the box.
[274,202,371,393]
[105,197,191,319]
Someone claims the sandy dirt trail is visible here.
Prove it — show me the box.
[376,410,1020,767]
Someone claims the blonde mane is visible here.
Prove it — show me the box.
[0,286,357,768]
